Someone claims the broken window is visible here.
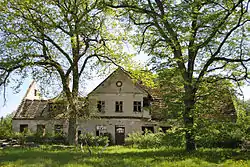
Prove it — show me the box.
[97,101,105,113]
[37,124,45,136]
[20,124,28,133]
[54,125,63,135]
[142,126,154,134]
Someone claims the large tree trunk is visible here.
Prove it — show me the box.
[64,90,78,145]
[68,117,77,145]
[183,85,196,151]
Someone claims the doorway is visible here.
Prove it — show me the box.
[115,126,125,145]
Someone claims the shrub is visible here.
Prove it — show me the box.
[125,128,185,149]
[0,115,13,139]
[196,120,245,148]
[79,133,109,146]
[161,127,185,147]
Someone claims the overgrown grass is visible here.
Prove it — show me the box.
[0,146,250,167]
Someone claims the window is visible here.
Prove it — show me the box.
[142,126,154,135]
[54,125,63,135]
[96,125,107,136]
[160,126,171,133]
[20,124,28,133]
[116,81,123,87]
[78,130,82,138]
[133,101,142,112]
[37,125,45,136]
[97,101,105,113]
[143,97,150,107]
[115,101,123,112]
[34,89,38,96]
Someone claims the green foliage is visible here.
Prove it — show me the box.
[196,117,250,148]
[107,0,250,151]
[11,131,68,145]
[156,68,237,121]
[125,128,185,148]
[0,115,13,139]
[79,133,109,146]
[1,146,250,167]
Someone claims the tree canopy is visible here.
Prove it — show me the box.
[106,0,250,151]
[0,0,131,144]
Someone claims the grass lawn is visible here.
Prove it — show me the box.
[0,146,250,167]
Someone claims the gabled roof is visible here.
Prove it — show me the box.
[13,99,50,119]
[88,67,151,96]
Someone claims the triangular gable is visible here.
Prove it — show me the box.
[88,68,149,96]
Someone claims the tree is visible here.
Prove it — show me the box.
[106,0,250,151]
[0,0,129,144]
[0,114,13,139]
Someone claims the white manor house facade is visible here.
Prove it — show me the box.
[12,68,167,145]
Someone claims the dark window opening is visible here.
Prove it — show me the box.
[78,130,82,138]
[143,97,150,107]
[54,125,63,135]
[133,101,142,112]
[97,101,105,113]
[37,124,45,136]
[96,130,100,136]
[142,126,154,134]
[34,89,38,96]
[20,124,28,133]
[160,126,171,133]
[115,101,123,112]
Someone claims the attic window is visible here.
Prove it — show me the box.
[34,89,38,96]
[116,81,123,87]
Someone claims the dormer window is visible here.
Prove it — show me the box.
[133,101,142,112]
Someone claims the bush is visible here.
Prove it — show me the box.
[79,133,109,146]
[125,128,185,149]
[161,127,185,147]
[0,115,13,139]
[10,131,67,145]
[196,120,245,148]
[125,131,164,148]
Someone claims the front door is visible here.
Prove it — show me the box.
[115,126,125,145]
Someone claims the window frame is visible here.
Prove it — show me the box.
[54,124,63,135]
[20,124,28,133]
[115,101,123,112]
[37,124,45,136]
[97,101,105,113]
[133,101,142,112]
